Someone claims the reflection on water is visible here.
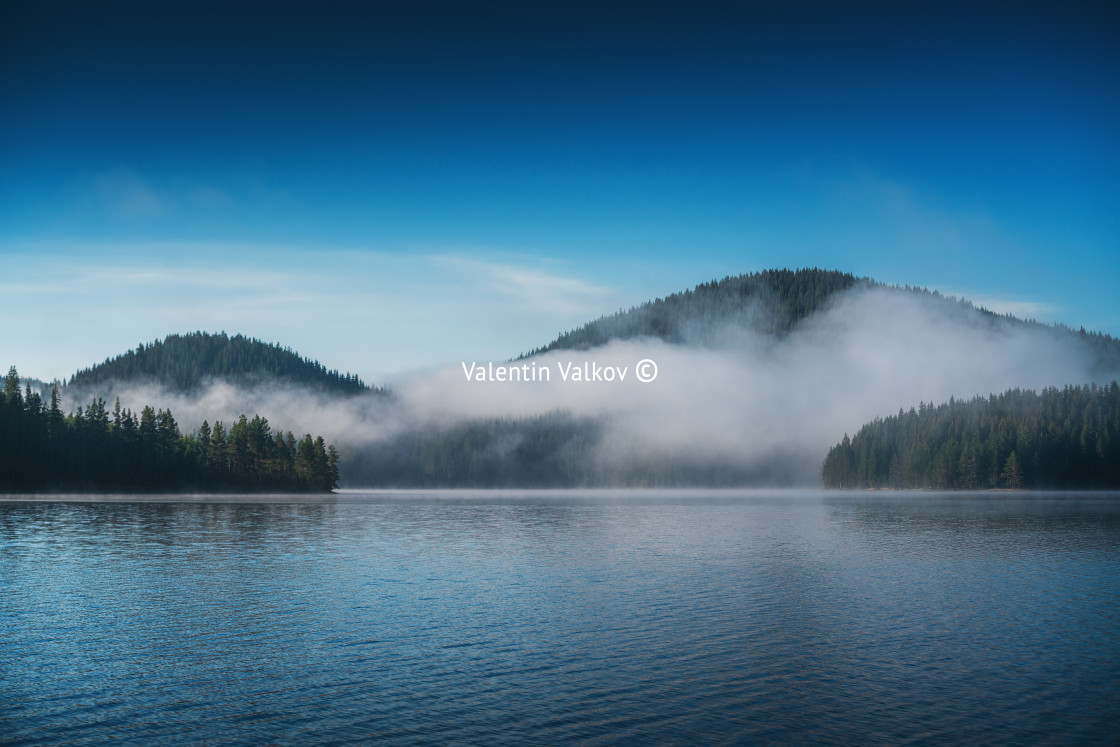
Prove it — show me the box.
[1,491,1117,744]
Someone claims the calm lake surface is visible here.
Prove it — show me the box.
[1,490,1117,745]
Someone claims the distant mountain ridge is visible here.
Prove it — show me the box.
[524,268,870,355]
[68,332,373,394]
[523,267,1120,376]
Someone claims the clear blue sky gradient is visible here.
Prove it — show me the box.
[2,1,1117,382]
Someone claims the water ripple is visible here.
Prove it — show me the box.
[1,492,1117,744]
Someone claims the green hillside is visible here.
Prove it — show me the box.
[68,332,373,394]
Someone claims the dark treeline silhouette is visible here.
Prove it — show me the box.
[68,331,373,394]
[1,366,339,493]
[822,383,1120,489]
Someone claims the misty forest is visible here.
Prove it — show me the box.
[523,268,1120,371]
[359,269,1120,488]
[343,413,812,487]
[0,366,339,493]
[344,413,765,488]
[821,383,1120,490]
[4,269,1120,492]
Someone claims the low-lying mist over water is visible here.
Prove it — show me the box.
[59,286,1118,487]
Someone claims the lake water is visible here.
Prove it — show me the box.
[1,490,1117,745]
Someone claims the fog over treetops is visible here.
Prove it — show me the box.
[51,269,1120,486]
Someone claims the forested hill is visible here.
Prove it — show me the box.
[821,383,1120,490]
[68,332,373,394]
[521,268,1120,372]
[523,268,873,355]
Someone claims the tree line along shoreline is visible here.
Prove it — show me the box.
[5,360,1119,492]
[1,366,339,493]
[822,382,1120,490]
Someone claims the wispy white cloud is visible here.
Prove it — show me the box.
[0,261,299,295]
[94,169,168,218]
[429,255,615,316]
[0,243,629,383]
[969,298,1060,319]
[941,287,1061,320]
[79,266,298,291]
[827,167,1016,259]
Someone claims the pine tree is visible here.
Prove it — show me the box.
[1001,450,1022,489]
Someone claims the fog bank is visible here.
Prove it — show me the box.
[65,287,1116,485]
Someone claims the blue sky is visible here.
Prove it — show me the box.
[2,0,1117,383]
